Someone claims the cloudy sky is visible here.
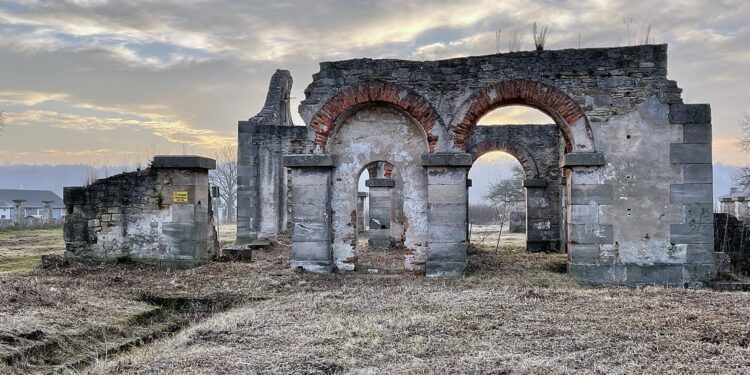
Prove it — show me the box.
[0,0,748,166]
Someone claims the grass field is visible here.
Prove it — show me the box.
[0,226,749,374]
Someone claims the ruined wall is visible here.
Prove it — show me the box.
[237,70,312,243]
[295,44,717,285]
[64,156,218,265]
[329,105,428,273]
[466,124,562,252]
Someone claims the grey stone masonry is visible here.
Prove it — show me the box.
[424,153,472,277]
[63,156,218,266]
[562,152,606,168]
[356,192,367,233]
[367,180,392,248]
[286,155,335,272]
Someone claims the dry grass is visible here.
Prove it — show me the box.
[1,226,750,374]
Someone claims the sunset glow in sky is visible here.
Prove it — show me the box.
[0,0,748,165]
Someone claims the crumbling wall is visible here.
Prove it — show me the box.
[329,105,428,273]
[64,156,218,265]
[237,70,312,243]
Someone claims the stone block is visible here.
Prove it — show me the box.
[152,155,216,170]
[291,185,329,204]
[685,243,716,264]
[562,152,605,167]
[569,244,600,264]
[570,184,613,205]
[162,223,197,241]
[669,103,711,124]
[292,203,329,223]
[626,264,683,286]
[292,222,330,242]
[291,169,331,186]
[684,203,713,224]
[421,153,473,167]
[426,260,466,278]
[670,143,711,164]
[569,264,627,284]
[527,240,561,253]
[427,242,467,263]
[427,184,466,204]
[670,184,712,204]
[171,204,195,223]
[368,238,390,248]
[683,264,717,284]
[365,178,395,188]
[683,124,711,144]
[369,217,389,229]
[670,223,713,244]
[570,224,613,244]
[523,179,547,187]
[426,168,467,185]
[283,154,336,167]
[291,241,331,262]
[683,164,712,183]
[368,197,390,208]
[428,203,467,224]
[428,223,466,243]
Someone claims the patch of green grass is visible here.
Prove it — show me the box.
[0,255,41,274]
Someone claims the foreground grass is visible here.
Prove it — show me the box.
[1,226,749,374]
[0,227,64,274]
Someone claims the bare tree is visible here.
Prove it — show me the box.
[738,114,750,189]
[484,173,525,252]
[209,146,238,223]
[532,22,549,51]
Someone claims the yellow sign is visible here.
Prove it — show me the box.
[173,191,189,203]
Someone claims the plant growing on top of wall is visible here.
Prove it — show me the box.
[532,22,549,51]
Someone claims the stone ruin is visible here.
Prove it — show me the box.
[63,156,219,266]
[238,44,720,286]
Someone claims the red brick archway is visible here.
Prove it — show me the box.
[309,82,441,152]
[453,80,593,152]
[468,139,539,179]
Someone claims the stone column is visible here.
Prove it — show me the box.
[423,153,473,277]
[736,198,748,221]
[41,200,54,224]
[356,192,368,233]
[366,178,394,248]
[283,155,335,273]
[12,199,26,225]
[524,179,554,252]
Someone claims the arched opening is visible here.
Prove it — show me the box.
[328,102,429,274]
[466,104,566,254]
[468,151,527,250]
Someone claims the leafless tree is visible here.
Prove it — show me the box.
[532,22,549,51]
[209,146,238,223]
[484,173,525,252]
[738,114,750,189]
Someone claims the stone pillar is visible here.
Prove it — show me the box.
[366,178,394,248]
[466,178,472,243]
[423,153,473,277]
[356,192,368,233]
[524,179,554,252]
[283,155,335,273]
[12,199,26,225]
[41,200,54,224]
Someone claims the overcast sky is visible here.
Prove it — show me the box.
[0,0,748,166]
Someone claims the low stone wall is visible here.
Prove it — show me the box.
[63,156,218,266]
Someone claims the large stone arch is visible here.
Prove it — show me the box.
[453,80,594,152]
[309,81,442,152]
[468,139,540,179]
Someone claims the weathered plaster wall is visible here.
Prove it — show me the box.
[329,105,428,273]
[63,156,218,265]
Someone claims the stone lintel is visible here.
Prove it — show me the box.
[719,198,734,202]
[562,152,605,168]
[523,179,548,187]
[357,192,369,198]
[283,154,336,168]
[366,178,395,188]
[421,153,473,167]
[669,103,711,124]
[152,155,216,170]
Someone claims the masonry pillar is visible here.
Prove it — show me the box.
[466,179,472,242]
[283,155,335,273]
[524,179,558,252]
[41,200,54,224]
[12,199,26,225]
[366,178,394,248]
[423,153,473,277]
[356,192,368,233]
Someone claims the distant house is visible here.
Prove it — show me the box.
[0,189,65,224]
[718,186,750,224]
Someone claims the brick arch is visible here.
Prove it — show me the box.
[453,80,593,152]
[364,161,395,179]
[468,139,540,179]
[309,82,441,152]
